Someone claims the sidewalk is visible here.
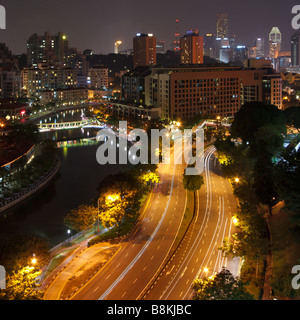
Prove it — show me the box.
[40,227,101,291]
[42,241,119,300]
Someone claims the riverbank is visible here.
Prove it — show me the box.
[0,158,61,216]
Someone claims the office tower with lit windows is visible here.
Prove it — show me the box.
[180,29,203,64]
[114,41,123,54]
[291,32,300,67]
[269,27,281,59]
[216,13,229,39]
[255,38,265,58]
[133,33,156,68]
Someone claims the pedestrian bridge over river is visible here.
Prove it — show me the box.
[38,119,106,132]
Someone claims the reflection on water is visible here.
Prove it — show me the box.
[0,145,130,247]
[0,108,130,247]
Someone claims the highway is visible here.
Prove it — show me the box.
[62,134,238,300]
[142,145,238,300]
[71,144,188,300]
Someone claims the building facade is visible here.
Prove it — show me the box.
[88,66,109,89]
[40,87,88,104]
[216,13,229,39]
[27,32,69,67]
[133,33,156,68]
[291,32,300,67]
[23,66,77,97]
[180,30,204,65]
[121,59,282,120]
[269,27,282,59]
[0,63,20,99]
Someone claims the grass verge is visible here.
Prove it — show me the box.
[171,190,195,251]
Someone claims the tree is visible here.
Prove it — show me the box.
[274,146,300,214]
[0,266,43,300]
[283,106,300,133]
[183,166,204,193]
[192,267,254,300]
[98,184,136,230]
[0,236,49,273]
[64,204,98,235]
[231,102,286,152]
[140,171,160,185]
[253,158,278,214]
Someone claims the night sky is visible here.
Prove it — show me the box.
[0,0,298,55]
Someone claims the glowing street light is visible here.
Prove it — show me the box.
[31,254,37,265]
[232,217,239,226]
[107,194,120,202]
[235,177,240,183]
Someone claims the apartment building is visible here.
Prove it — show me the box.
[121,59,282,120]
[40,87,88,104]
[23,66,77,97]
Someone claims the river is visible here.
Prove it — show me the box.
[0,107,130,247]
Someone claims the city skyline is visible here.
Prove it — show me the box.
[0,0,297,55]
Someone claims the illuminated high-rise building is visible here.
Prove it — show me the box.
[114,41,123,54]
[268,27,281,59]
[216,14,229,39]
[255,38,265,58]
[133,33,156,68]
[180,29,203,64]
[291,32,300,67]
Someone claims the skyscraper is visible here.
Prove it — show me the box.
[26,32,68,67]
[133,33,156,68]
[291,32,300,67]
[216,14,229,39]
[269,27,281,59]
[180,29,203,64]
[114,41,123,54]
[255,38,265,58]
[203,34,215,58]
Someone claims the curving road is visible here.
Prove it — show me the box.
[70,145,188,300]
[142,145,238,300]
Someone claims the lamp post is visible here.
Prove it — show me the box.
[97,198,101,235]
[216,116,221,130]
[31,254,37,265]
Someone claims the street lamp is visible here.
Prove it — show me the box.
[97,198,101,235]
[31,254,37,265]
[232,217,239,226]
[235,177,240,183]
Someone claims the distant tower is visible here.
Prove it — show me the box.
[216,13,229,39]
[171,19,181,52]
[156,41,165,54]
[269,27,281,59]
[133,33,156,68]
[180,29,203,64]
[291,32,300,67]
[255,38,265,58]
[114,41,123,54]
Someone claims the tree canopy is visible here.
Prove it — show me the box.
[192,268,254,300]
